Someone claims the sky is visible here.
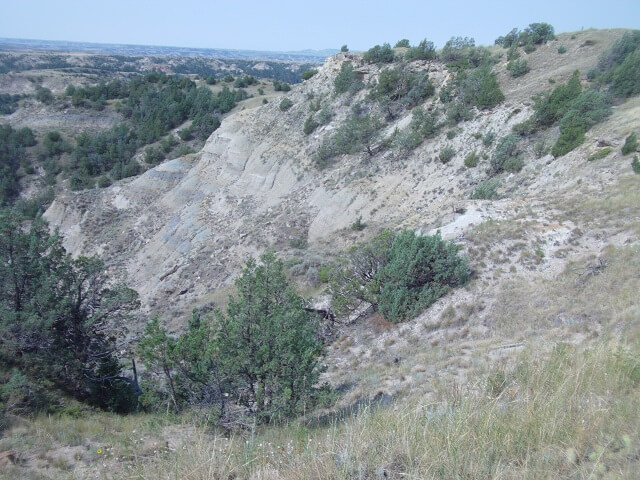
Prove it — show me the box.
[0,0,638,52]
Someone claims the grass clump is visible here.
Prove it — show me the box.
[588,146,613,161]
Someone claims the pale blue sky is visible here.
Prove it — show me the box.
[0,0,638,52]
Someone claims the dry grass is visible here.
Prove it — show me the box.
[490,244,640,339]
[7,339,632,479]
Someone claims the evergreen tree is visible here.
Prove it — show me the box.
[216,252,325,422]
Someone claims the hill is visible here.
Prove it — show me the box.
[1,27,639,479]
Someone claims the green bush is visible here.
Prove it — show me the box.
[495,23,555,47]
[444,66,504,120]
[405,39,437,61]
[35,86,54,104]
[558,46,567,54]
[97,175,112,188]
[273,81,291,92]
[632,155,640,173]
[341,45,349,52]
[139,253,328,422]
[334,62,363,95]
[507,59,530,77]
[439,145,456,163]
[378,231,469,323]
[470,178,501,199]
[482,131,496,146]
[491,134,523,174]
[279,98,294,111]
[394,39,410,48]
[507,45,520,61]
[351,216,367,231]
[622,132,638,155]
[587,147,613,161]
[590,30,640,97]
[552,90,611,157]
[532,70,582,128]
[464,150,478,167]
[303,115,319,135]
[395,107,440,150]
[0,211,140,414]
[328,230,468,323]
[371,65,434,113]
[363,43,395,64]
[315,112,382,167]
[446,100,474,125]
[523,43,536,54]
[301,69,318,80]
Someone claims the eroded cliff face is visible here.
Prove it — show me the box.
[44,30,632,327]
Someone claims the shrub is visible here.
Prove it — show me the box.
[439,145,456,163]
[328,231,395,318]
[507,59,530,77]
[0,211,140,413]
[558,46,567,54]
[317,106,333,125]
[303,115,319,135]
[523,43,536,54]
[464,150,478,167]
[378,231,469,323]
[341,45,349,52]
[632,155,640,173]
[482,131,496,146]
[35,86,54,104]
[440,36,475,63]
[328,230,468,323]
[470,178,501,199]
[588,147,613,161]
[273,81,291,92]
[591,30,640,97]
[532,70,582,128]
[552,90,612,157]
[491,134,522,174]
[394,39,410,48]
[507,45,520,61]
[371,65,434,113]
[622,132,638,155]
[405,39,437,61]
[363,43,395,64]
[315,112,383,167]
[395,107,440,150]
[495,23,554,47]
[468,66,505,109]
[301,69,318,80]
[351,216,367,231]
[279,98,294,111]
[334,62,363,95]
[97,175,112,188]
[446,100,474,125]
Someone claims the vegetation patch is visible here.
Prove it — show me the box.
[328,230,469,323]
[587,146,613,161]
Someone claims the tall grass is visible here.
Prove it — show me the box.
[119,340,639,479]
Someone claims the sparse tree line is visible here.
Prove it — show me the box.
[0,210,468,426]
